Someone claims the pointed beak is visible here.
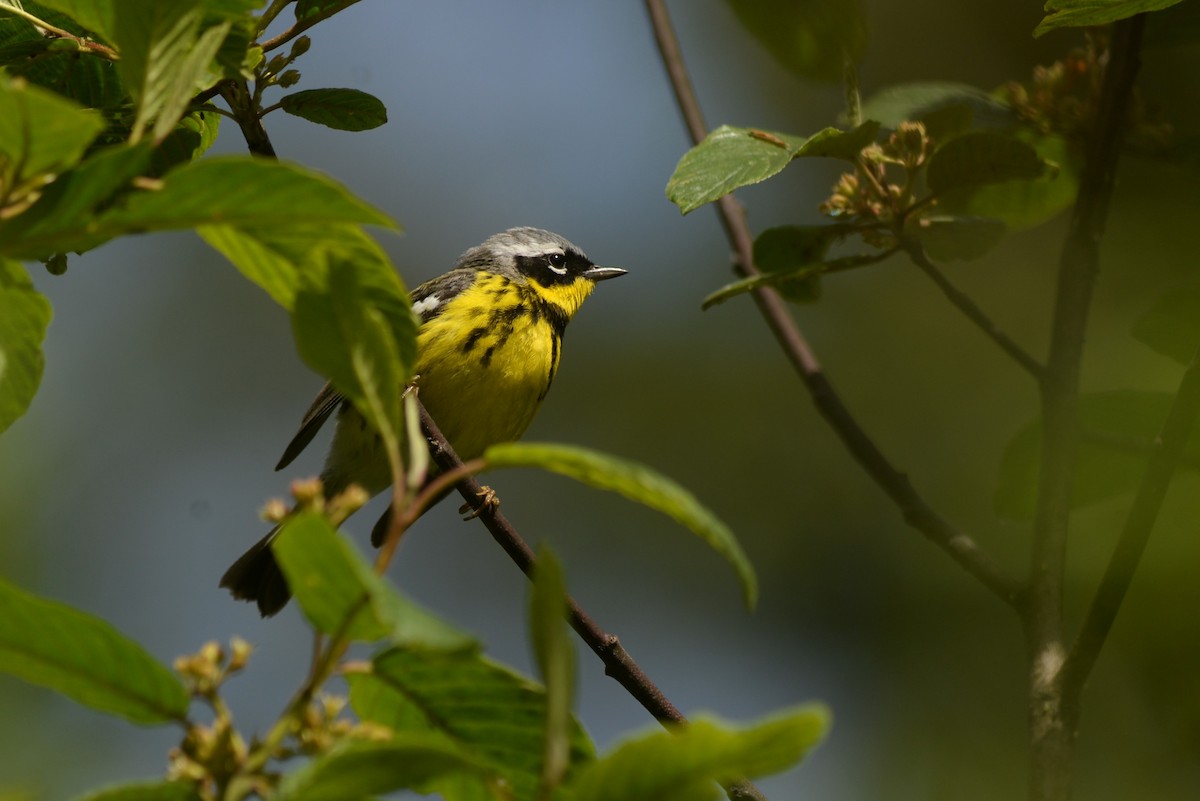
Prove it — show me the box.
[583,265,627,282]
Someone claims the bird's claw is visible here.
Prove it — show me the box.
[460,485,499,520]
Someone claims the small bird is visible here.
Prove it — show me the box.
[220,228,626,616]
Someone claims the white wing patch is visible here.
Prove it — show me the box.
[412,294,441,320]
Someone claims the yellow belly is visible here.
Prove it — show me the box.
[415,289,560,461]
[320,281,562,497]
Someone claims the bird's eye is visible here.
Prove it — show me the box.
[546,253,568,274]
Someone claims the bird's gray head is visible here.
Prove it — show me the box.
[458,227,626,287]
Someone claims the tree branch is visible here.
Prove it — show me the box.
[1061,344,1200,695]
[643,0,1021,608]
[904,241,1046,382]
[1025,14,1146,801]
[416,404,772,801]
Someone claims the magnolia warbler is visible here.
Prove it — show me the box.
[221,228,626,616]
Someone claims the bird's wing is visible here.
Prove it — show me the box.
[275,381,345,471]
[274,268,478,471]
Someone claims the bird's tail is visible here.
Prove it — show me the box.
[219,527,292,617]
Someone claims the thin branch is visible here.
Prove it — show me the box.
[1025,14,1146,801]
[417,404,768,801]
[0,4,118,60]
[904,241,1047,382]
[218,79,277,157]
[1061,344,1200,696]
[260,0,360,53]
[643,0,1021,608]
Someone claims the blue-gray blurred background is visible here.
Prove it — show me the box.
[3,2,1199,799]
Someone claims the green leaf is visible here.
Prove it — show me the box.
[994,390,1200,519]
[751,225,845,303]
[570,707,830,801]
[149,108,221,176]
[272,511,473,648]
[350,647,595,801]
[291,258,409,454]
[484,442,757,609]
[529,547,574,797]
[7,143,153,259]
[0,156,395,259]
[723,0,866,83]
[859,81,1017,139]
[296,0,364,20]
[936,131,1078,230]
[0,577,189,724]
[1132,287,1200,365]
[110,1,229,142]
[31,0,119,42]
[0,75,105,182]
[275,736,494,801]
[0,259,51,434]
[280,87,388,132]
[910,215,1007,262]
[667,122,879,214]
[68,780,203,801]
[1035,0,1183,37]
[925,130,1047,196]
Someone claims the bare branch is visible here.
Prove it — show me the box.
[904,241,1046,382]
[643,0,1021,608]
[1062,344,1200,695]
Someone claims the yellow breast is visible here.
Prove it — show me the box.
[414,274,563,461]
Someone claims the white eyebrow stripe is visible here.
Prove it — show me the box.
[491,241,566,260]
[412,294,441,319]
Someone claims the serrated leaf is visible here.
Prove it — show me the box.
[570,707,830,801]
[0,577,189,724]
[280,87,387,132]
[1132,287,1200,365]
[0,75,104,181]
[994,390,1200,519]
[702,251,880,310]
[1035,0,1183,37]
[350,648,595,801]
[7,143,153,257]
[109,1,230,142]
[0,259,51,434]
[910,215,1007,261]
[926,130,1047,195]
[31,0,118,42]
[723,0,866,83]
[149,108,220,176]
[936,131,1078,230]
[667,122,879,214]
[68,780,203,801]
[291,258,409,454]
[272,511,473,648]
[0,156,395,259]
[276,736,494,801]
[484,442,757,609]
[860,81,1017,138]
[529,547,573,797]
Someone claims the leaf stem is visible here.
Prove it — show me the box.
[414,402,778,799]
[643,0,1020,608]
[904,241,1046,382]
[0,3,118,60]
[260,0,361,53]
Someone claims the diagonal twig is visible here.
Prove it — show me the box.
[643,0,1021,608]
[904,241,1046,382]
[1061,344,1200,696]
[418,405,770,801]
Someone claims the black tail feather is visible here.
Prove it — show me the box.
[219,528,292,617]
